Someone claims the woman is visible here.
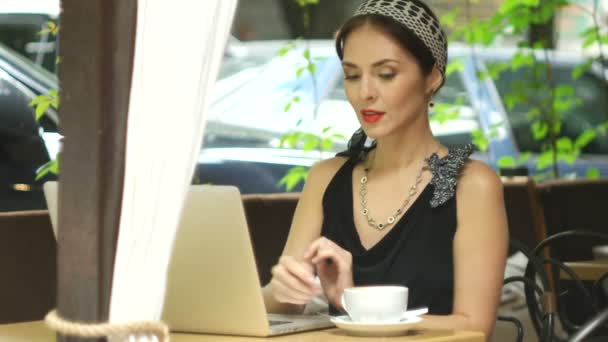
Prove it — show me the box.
[262,0,508,337]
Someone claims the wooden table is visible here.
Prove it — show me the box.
[0,321,485,342]
[561,260,608,281]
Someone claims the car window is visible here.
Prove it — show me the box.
[491,64,608,154]
[0,14,58,73]
[217,55,270,81]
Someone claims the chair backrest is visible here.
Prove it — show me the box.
[537,178,608,261]
[241,192,300,285]
[0,210,56,323]
[502,176,549,254]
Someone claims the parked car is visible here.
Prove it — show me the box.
[0,41,312,211]
[0,41,58,211]
[3,37,608,211]
[209,40,608,178]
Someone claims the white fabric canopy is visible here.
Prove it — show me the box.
[108,1,238,341]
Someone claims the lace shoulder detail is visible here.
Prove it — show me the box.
[425,144,474,208]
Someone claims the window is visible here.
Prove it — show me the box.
[0,14,58,73]
[0,69,50,211]
[492,63,608,154]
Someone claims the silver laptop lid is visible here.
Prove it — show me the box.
[162,185,270,336]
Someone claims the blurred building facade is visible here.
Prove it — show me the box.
[231,0,606,53]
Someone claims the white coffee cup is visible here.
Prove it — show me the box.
[340,285,409,323]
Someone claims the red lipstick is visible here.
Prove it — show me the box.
[361,108,385,123]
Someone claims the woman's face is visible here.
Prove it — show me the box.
[341,23,437,140]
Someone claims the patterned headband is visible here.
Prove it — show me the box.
[353,0,447,77]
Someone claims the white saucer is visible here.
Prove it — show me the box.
[330,316,423,337]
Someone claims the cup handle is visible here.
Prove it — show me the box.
[402,307,428,319]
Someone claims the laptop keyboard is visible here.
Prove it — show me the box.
[269,320,291,326]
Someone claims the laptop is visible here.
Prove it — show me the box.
[43,182,333,336]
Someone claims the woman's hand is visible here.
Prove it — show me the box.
[269,255,321,305]
[303,237,354,310]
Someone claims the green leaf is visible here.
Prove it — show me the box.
[287,132,299,148]
[278,166,309,191]
[446,60,465,77]
[487,62,509,79]
[532,41,546,49]
[50,97,59,109]
[574,130,596,149]
[504,92,525,110]
[531,121,548,140]
[35,159,59,180]
[556,137,573,151]
[475,70,487,80]
[471,129,489,151]
[302,49,310,60]
[295,0,319,7]
[557,151,577,165]
[278,46,291,57]
[321,138,333,151]
[301,133,320,151]
[284,102,292,113]
[35,102,50,120]
[518,152,532,164]
[586,167,600,179]
[293,96,301,102]
[552,120,562,135]
[307,63,316,74]
[572,59,593,80]
[296,66,305,78]
[29,95,46,106]
[580,27,597,40]
[35,166,51,181]
[511,52,535,71]
[430,104,460,125]
[583,34,598,48]
[332,133,346,140]
[497,155,516,168]
[46,22,60,36]
[523,0,540,6]
[554,84,574,98]
[553,97,576,113]
[49,159,59,174]
[48,89,58,97]
[526,108,541,120]
[280,132,295,148]
[322,126,331,134]
[536,150,555,170]
[303,139,319,151]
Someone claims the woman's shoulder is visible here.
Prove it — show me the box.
[458,159,503,196]
[306,156,350,189]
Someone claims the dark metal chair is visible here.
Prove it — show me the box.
[499,238,556,342]
[569,307,608,342]
[523,230,608,341]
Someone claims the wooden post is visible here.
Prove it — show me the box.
[57,1,136,341]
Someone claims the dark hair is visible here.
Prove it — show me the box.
[335,3,445,161]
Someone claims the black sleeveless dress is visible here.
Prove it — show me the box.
[321,144,474,315]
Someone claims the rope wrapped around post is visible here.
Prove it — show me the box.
[45,309,170,342]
